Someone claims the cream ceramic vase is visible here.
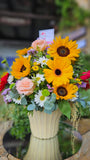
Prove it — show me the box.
[24,134,62,160]
[28,108,62,139]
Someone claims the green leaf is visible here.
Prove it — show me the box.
[80,100,86,108]
[39,69,43,74]
[29,94,34,99]
[44,110,52,114]
[46,55,51,58]
[9,91,19,99]
[87,101,90,105]
[77,98,86,108]
[1,58,7,64]
[9,83,15,89]
[70,79,78,83]
[44,101,55,111]
[1,58,9,68]
[21,97,27,105]
[27,101,36,111]
[50,93,56,103]
[58,101,71,119]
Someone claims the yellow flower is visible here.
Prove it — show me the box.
[33,62,38,66]
[33,62,40,66]
[76,78,82,85]
[32,66,39,71]
[47,36,80,61]
[43,57,73,86]
[11,56,31,79]
[53,83,78,100]
[16,47,32,55]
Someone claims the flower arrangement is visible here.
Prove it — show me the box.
[0,37,90,119]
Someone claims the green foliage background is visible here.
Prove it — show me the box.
[10,105,30,140]
[55,0,90,29]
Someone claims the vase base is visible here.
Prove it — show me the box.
[3,121,82,160]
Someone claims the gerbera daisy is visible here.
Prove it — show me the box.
[7,75,14,84]
[34,90,48,107]
[43,58,73,86]
[12,95,23,104]
[11,56,31,79]
[53,83,78,100]
[32,73,45,86]
[38,56,48,67]
[5,95,12,102]
[47,36,80,61]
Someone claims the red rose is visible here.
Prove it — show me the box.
[80,71,90,80]
[84,80,90,90]
[80,71,90,90]
[0,73,9,91]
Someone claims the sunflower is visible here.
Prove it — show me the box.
[53,83,78,100]
[16,47,32,55]
[47,36,80,61]
[11,56,31,79]
[43,58,73,86]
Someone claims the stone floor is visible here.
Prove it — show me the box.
[65,131,90,160]
[0,120,90,160]
[0,121,20,160]
[66,118,90,135]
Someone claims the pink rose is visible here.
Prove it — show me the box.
[16,78,35,96]
[32,39,48,51]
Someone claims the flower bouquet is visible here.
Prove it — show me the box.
[0,36,90,139]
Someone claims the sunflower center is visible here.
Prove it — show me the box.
[57,87,67,96]
[40,95,45,101]
[57,46,70,57]
[55,69,61,75]
[20,65,26,72]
